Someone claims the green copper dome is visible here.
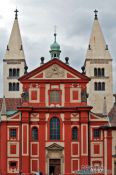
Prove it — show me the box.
[50,33,61,59]
[50,33,60,51]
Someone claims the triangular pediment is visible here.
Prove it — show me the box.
[7,111,21,121]
[46,143,64,151]
[19,59,90,82]
[89,112,108,121]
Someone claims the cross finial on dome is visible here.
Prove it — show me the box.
[14,8,19,20]
[49,26,61,59]
[94,9,98,20]
[54,25,57,42]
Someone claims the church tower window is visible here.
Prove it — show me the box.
[9,68,20,77]
[94,68,97,76]
[72,127,78,140]
[50,117,60,140]
[17,68,20,76]
[13,83,15,91]
[94,82,105,91]
[16,83,19,91]
[54,53,56,57]
[98,82,101,90]
[94,82,97,90]
[9,82,12,91]
[98,68,101,77]
[102,82,105,91]
[101,68,104,76]
[9,69,12,77]
[13,69,16,77]
[8,82,20,91]
[94,68,105,77]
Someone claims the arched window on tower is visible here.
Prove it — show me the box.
[94,68,97,76]
[32,127,38,141]
[98,68,101,77]
[13,69,16,77]
[17,69,20,77]
[72,127,78,140]
[16,83,19,91]
[9,82,12,91]
[94,82,97,91]
[101,68,105,77]
[102,82,105,91]
[9,69,12,77]
[13,83,15,91]
[98,82,102,90]
[50,117,60,140]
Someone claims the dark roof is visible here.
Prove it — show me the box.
[108,102,116,126]
[0,98,21,111]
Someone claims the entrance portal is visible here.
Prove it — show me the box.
[49,159,61,175]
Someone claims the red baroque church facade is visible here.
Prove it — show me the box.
[0,58,112,175]
[0,9,115,175]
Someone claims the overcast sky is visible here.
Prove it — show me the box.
[0,0,116,97]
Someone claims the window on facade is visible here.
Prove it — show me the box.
[9,82,19,91]
[10,128,17,138]
[102,82,105,91]
[13,69,16,76]
[32,127,38,141]
[10,161,16,167]
[98,68,101,77]
[54,53,56,57]
[94,68,97,76]
[102,68,104,76]
[94,82,105,91]
[13,83,15,91]
[16,83,19,91]
[50,117,60,140]
[50,90,60,103]
[9,69,12,77]
[17,69,19,76]
[93,129,100,138]
[9,83,12,91]
[94,68,105,77]
[9,68,20,77]
[94,82,97,91]
[72,127,78,140]
[98,82,101,90]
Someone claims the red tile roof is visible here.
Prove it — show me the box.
[0,98,21,111]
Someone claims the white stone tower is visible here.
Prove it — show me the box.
[84,10,113,114]
[3,9,27,98]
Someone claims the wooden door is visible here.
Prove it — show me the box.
[49,159,61,175]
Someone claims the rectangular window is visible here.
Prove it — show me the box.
[10,161,17,168]
[10,128,17,139]
[50,90,60,103]
[94,129,100,138]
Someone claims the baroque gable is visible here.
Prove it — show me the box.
[19,58,89,81]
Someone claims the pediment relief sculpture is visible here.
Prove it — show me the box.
[45,64,65,78]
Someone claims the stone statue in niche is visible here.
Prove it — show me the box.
[81,89,88,102]
[45,64,65,78]
[21,91,29,102]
